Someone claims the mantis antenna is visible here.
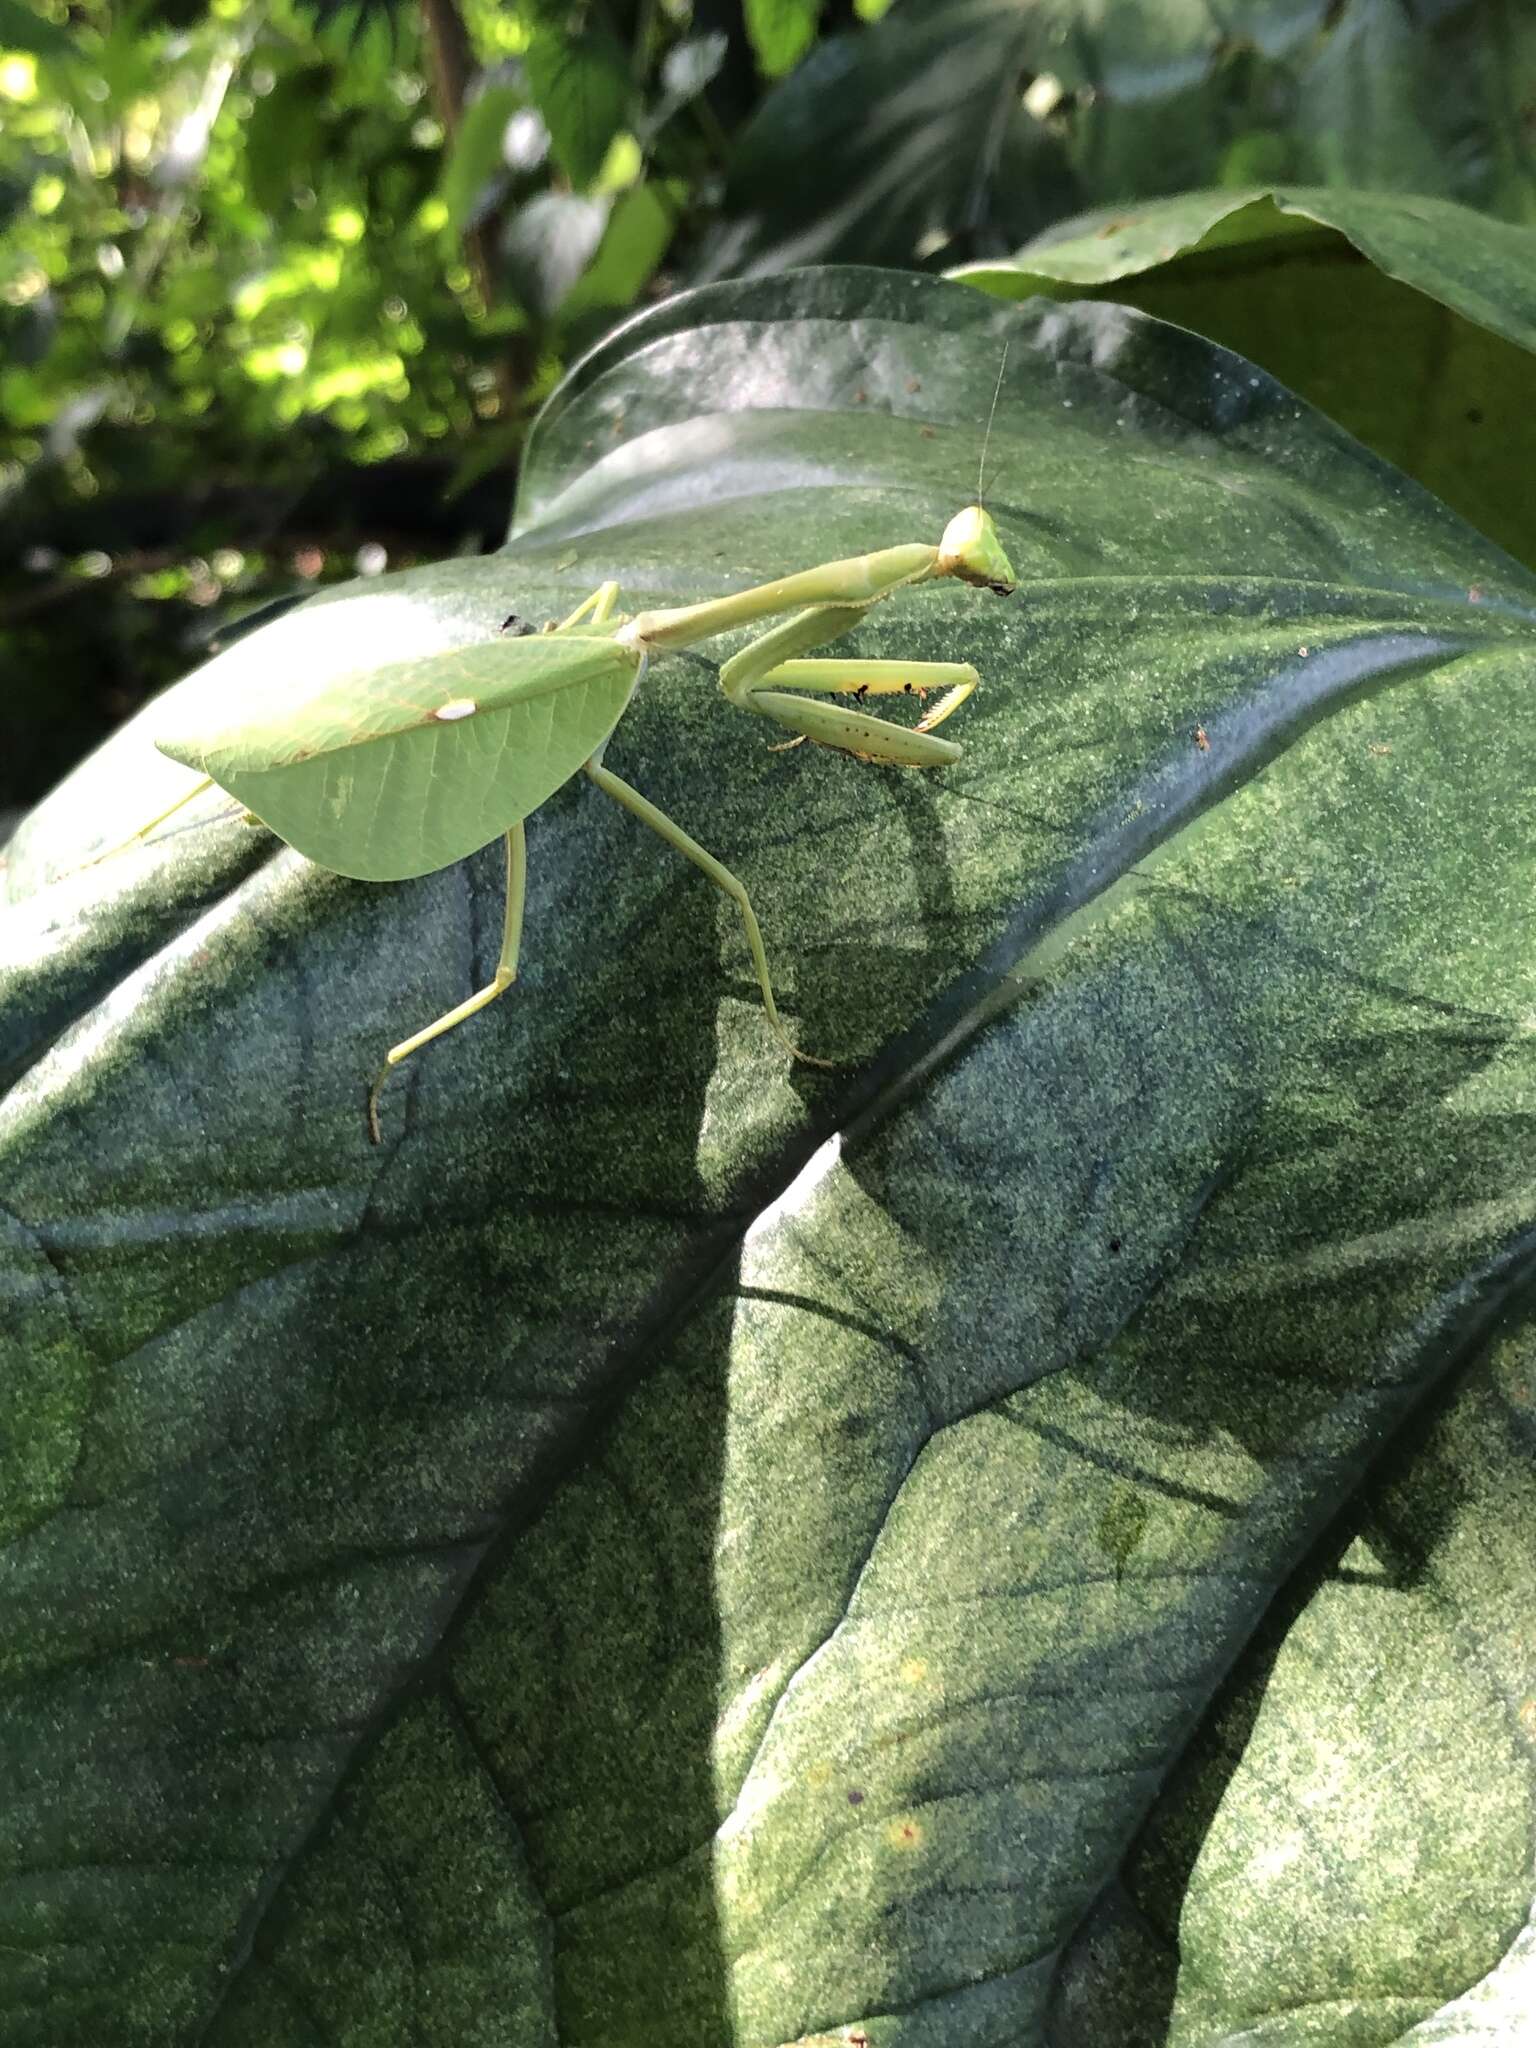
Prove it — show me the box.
[977,342,1010,508]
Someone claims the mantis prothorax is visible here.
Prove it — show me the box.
[122,500,1017,1141]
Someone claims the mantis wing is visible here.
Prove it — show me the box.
[155,634,641,881]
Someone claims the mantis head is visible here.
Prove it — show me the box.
[937,504,1017,597]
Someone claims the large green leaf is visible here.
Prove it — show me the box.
[523,29,631,191]
[6,269,1536,2044]
[705,0,1536,277]
[955,185,1536,570]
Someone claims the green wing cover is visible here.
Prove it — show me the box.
[156,634,641,881]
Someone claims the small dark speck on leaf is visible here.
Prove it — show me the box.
[847,1787,865,1805]
[1467,407,1484,425]
[1108,1237,1121,1253]
[906,376,921,393]
[920,425,936,439]
[1194,725,1210,751]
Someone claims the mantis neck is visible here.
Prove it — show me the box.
[616,542,940,655]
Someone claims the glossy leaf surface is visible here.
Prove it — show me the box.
[5,269,1536,2045]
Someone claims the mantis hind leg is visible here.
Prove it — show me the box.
[554,582,621,631]
[87,773,218,867]
[584,759,833,1068]
[367,823,527,1144]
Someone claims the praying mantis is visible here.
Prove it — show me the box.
[122,489,1017,1142]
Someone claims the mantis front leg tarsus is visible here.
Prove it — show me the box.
[367,822,528,1143]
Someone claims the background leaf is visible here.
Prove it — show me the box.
[523,28,631,191]
[440,79,526,234]
[954,185,1536,569]
[500,190,610,325]
[555,180,679,335]
[706,0,1059,274]
[7,269,1536,2043]
[0,0,75,61]
[706,0,1536,277]
[744,0,824,80]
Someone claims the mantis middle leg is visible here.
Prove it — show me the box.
[553,582,622,631]
[502,582,624,638]
[367,822,528,1143]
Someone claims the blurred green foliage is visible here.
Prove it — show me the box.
[0,0,743,803]
[3,3,481,475]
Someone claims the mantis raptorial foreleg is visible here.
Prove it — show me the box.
[366,822,528,1142]
[757,658,979,734]
[617,510,1013,764]
[718,601,980,761]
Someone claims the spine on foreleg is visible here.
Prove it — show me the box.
[755,694,962,767]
